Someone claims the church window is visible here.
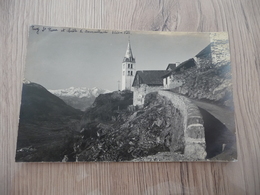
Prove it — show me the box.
[128,64,130,68]
[128,71,130,75]
[131,64,133,69]
[131,71,133,76]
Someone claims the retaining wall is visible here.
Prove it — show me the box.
[158,90,207,159]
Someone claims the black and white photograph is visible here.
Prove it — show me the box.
[15,25,237,162]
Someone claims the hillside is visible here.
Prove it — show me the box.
[71,90,235,162]
[81,90,134,123]
[16,83,235,162]
[20,83,82,123]
[16,82,83,162]
[71,91,188,162]
[171,63,233,108]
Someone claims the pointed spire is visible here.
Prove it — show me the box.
[123,38,135,63]
[125,41,133,58]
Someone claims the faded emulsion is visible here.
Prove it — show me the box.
[15,26,236,162]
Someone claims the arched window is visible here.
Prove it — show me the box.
[131,71,133,76]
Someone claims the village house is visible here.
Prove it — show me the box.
[163,58,196,90]
[132,70,169,106]
[162,43,213,90]
[122,37,227,107]
[166,63,178,71]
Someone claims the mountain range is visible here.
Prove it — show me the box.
[48,87,111,111]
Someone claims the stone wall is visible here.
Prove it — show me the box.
[210,32,230,66]
[133,84,164,106]
[158,90,207,159]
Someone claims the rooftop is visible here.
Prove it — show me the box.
[166,63,177,71]
[175,58,196,72]
[132,70,170,87]
[195,44,211,57]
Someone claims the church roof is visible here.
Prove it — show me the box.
[123,41,135,63]
[132,70,169,87]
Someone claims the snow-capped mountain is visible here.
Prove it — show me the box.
[48,87,111,111]
[49,87,111,98]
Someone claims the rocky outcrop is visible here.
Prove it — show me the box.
[172,64,233,108]
[73,91,189,161]
[81,90,133,123]
[167,33,233,108]
[74,90,207,161]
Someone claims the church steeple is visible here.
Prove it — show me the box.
[123,41,135,63]
[122,39,136,91]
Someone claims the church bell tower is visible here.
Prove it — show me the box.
[122,40,135,91]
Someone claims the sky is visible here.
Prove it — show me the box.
[25,26,210,91]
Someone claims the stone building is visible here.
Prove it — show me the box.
[210,33,230,66]
[131,32,230,105]
[194,44,212,69]
[166,63,177,71]
[163,58,196,89]
[162,32,230,92]
[132,70,169,106]
[174,58,196,72]
[121,41,136,91]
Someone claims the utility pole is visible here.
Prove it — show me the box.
[118,80,120,91]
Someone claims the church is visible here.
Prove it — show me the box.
[121,40,169,106]
[121,41,136,91]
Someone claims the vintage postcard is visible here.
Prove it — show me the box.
[16,25,237,162]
